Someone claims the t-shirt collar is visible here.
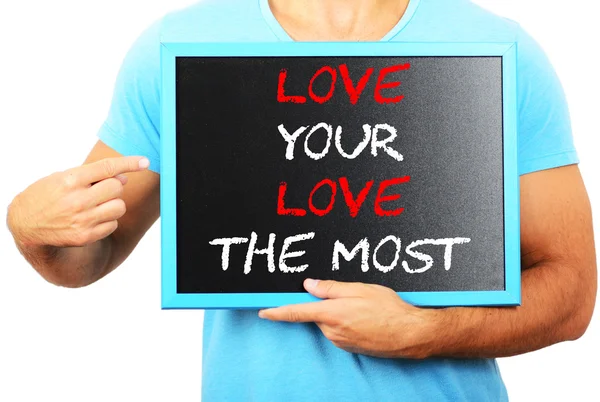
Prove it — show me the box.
[259,0,422,42]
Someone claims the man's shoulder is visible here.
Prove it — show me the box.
[160,0,276,42]
[399,0,522,43]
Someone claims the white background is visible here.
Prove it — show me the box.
[0,1,598,401]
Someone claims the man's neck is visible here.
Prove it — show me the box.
[268,0,411,41]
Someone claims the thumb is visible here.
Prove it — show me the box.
[303,279,369,299]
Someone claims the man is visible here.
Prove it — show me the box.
[6,0,596,400]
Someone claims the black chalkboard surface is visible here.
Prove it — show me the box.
[160,43,520,308]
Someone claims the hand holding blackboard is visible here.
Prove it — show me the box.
[258,277,436,359]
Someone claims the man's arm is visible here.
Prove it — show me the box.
[6,140,160,288]
[259,164,597,359]
[432,164,596,358]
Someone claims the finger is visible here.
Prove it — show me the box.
[88,198,127,224]
[87,177,124,207]
[87,220,119,244]
[258,301,330,323]
[91,174,128,187]
[114,174,128,185]
[78,156,149,185]
[304,279,371,299]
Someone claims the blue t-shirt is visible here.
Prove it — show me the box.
[97,0,579,400]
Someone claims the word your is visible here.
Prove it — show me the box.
[208,232,471,275]
[277,176,411,217]
[277,63,411,105]
[278,122,403,161]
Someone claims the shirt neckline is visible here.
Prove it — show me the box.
[259,0,422,42]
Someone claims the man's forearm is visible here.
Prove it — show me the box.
[428,260,596,359]
[8,208,114,288]
[13,237,113,288]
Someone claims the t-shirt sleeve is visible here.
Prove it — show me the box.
[516,25,579,176]
[96,19,162,174]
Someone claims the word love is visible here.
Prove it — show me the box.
[277,63,411,105]
[208,231,471,275]
[278,176,411,218]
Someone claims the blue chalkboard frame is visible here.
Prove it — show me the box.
[160,42,520,309]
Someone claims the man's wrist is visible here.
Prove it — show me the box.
[389,304,452,359]
[409,306,473,359]
[426,306,484,358]
[419,307,450,358]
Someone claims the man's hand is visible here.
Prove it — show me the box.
[7,156,149,249]
[259,278,440,359]
[6,148,156,288]
[262,166,596,360]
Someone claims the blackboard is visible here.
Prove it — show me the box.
[160,43,520,309]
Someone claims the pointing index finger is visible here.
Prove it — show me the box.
[80,156,150,185]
